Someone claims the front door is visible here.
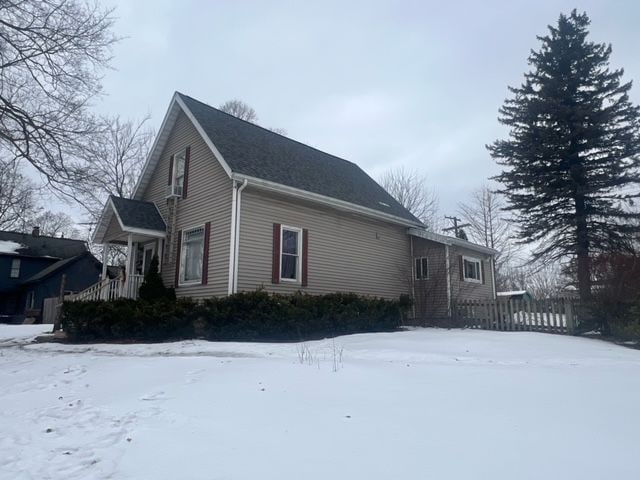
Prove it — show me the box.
[142,243,156,275]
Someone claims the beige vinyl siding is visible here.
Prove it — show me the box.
[411,237,449,320]
[140,111,232,298]
[237,188,411,299]
[451,246,495,301]
[104,215,125,244]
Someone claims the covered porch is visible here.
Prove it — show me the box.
[77,196,167,301]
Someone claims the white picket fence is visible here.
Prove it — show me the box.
[454,297,578,335]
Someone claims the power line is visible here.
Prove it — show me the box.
[442,215,471,237]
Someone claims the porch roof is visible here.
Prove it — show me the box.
[93,196,166,245]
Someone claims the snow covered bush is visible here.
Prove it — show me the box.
[61,291,411,342]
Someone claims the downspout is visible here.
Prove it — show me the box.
[227,181,239,295]
[445,244,452,318]
[490,256,497,300]
[233,179,248,293]
[409,235,416,320]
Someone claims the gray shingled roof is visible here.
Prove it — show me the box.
[178,93,421,224]
[23,253,92,283]
[0,231,87,258]
[110,196,166,232]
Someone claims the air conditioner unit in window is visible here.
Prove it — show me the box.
[166,184,183,198]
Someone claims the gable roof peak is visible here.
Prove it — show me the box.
[175,92,421,225]
[174,92,361,170]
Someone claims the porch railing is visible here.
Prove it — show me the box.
[65,275,145,302]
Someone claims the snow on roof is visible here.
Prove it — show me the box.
[497,290,528,297]
[0,240,25,255]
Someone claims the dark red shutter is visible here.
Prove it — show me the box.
[272,223,281,284]
[301,228,309,287]
[182,146,191,199]
[459,256,464,281]
[168,155,174,186]
[481,260,486,285]
[201,222,211,285]
[174,229,182,287]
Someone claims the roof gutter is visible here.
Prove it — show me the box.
[408,227,499,256]
[232,173,423,228]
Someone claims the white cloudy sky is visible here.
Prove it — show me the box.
[90,0,640,217]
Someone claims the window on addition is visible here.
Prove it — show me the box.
[463,256,482,283]
[415,257,428,280]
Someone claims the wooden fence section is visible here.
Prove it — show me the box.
[42,297,60,324]
[454,297,579,335]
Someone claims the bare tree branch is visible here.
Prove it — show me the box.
[0,0,117,187]
[73,115,154,224]
[458,184,517,288]
[218,99,258,123]
[0,157,40,230]
[379,167,439,229]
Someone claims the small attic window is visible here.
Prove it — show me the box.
[378,201,390,208]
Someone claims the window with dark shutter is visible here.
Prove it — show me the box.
[174,229,182,287]
[272,223,281,284]
[182,146,191,199]
[167,155,174,186]
[301,229,309,287]
[280,226,302,282]
[201,222,210,285]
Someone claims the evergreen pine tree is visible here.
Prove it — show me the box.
[489,10,640,302]
[138,255,175,302]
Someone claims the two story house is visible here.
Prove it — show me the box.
[91,92,496,323]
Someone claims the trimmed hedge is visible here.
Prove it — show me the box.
[62,291,412,342]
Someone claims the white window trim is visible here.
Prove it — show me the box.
[414,256,429,280]
[172,149,186,187]
[166,149,187,198]
[179,224,205,286]
[10,258,20,278]
[280,225,303,283]
[462,255,482,283]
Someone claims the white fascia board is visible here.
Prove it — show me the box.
[233,173,423,228]
[174,94,233,179]
[120,227,166,238]
[132,95,180,200]
[408,228,499,256]
[91,199,113,244]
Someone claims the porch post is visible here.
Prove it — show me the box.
[125,233,133,298]
[101,243,109,280]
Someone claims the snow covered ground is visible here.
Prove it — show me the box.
[1,325,639,480]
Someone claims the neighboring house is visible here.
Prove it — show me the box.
[0,229,104,323]
[496,290,534,302]
[91,92,497,323]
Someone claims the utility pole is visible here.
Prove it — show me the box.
[443,216,470,237]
